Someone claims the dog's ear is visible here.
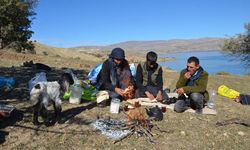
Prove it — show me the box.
[34,84,41,89]
[61,73,74,85]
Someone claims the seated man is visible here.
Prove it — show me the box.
[96,48,135,106]
[174,56,209,114]
[135,51,168,102]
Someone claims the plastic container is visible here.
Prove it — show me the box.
[207,89,216,109]
[69,84,82,104]
[110,98,120,114]
[0,104,15,117]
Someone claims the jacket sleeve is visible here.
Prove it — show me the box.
[100,60,116,91]
[136,64,146,93]
[176,69,188,89]
[182,72,208,93]
[156,66,163,91]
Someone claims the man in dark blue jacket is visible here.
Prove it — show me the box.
[97,48,135,106]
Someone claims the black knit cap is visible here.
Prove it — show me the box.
[109,47,125,59]
[146,51,157,65]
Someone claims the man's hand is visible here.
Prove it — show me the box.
[156,91,163,101]
[176,88,185,95]
[184,72,191,79]
[145,91,155,100]
[115,87,124,96]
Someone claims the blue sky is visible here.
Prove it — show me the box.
[31,0,250,48]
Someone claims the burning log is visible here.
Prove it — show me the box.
[126,106,149,128]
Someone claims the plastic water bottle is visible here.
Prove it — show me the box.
[207,89,216,109]
[69,83,82,104]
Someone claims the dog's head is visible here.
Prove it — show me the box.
[59,73,74,94]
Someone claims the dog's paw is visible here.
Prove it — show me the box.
[32,120,41,126]
[57,119,64,124]
[44,117,57,127]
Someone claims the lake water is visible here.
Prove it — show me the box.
[159,51,250,75]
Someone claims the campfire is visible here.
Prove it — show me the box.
[92,101,170,144]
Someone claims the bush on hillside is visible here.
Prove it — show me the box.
[215,71,231,75]
[221,22,250,66]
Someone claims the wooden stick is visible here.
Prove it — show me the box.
[216,118,250,127]
[153,124,174,133]
[113,129,134,144]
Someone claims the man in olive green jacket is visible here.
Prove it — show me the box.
[174,56,209,114]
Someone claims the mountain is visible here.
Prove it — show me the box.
[74,38,224,53]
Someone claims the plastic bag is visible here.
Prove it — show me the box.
[217,85,240,99]
[146,105,163,121]
[87,63,136,85]
[63,84,97,101]
[81,86,97,101]
[28,72,47,92]
[87,63,103,84]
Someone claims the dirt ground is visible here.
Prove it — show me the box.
[1,49,250,150]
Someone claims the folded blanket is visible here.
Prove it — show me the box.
[126,98,217,115]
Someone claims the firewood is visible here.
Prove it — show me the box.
[216,118,250,127]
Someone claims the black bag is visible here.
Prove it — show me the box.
[146,105,163,121]
[240,94,250,105]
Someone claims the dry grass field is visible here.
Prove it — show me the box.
[0,45,250,149]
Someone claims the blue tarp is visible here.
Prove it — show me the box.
[0,77,16,88]
[87,63,136,84]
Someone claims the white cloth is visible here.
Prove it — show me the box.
[96,90,109,103]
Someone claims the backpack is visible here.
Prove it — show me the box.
[240,94,250,105]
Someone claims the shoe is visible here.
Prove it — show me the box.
[162,97,177,105]
[162,99,170,104]
[163,88,170,93]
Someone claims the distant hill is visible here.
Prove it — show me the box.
[74,38,224,53]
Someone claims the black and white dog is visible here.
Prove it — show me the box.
[30,73,74,126]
